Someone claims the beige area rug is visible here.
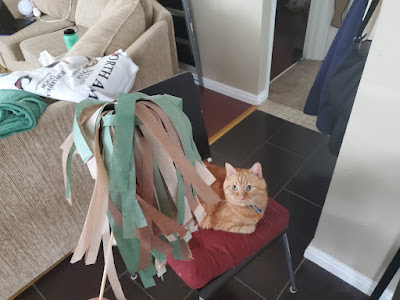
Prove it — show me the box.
[268,60,321,111]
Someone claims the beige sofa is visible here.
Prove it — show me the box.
[0,0,178,91]
[0,1,178,299]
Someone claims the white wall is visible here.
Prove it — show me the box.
[305,0,400,296]
[183,0,276,104]
[258,0,277,95]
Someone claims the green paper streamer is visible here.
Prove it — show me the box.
[176,169,185,225]
[138,263,157,288]
[109,93,146,238]
[73,99,107,163]
[171,239,185,261]
[151,249,167,264]
[107,212,140,276]
[65,143,76,200]
[101,114,116,127]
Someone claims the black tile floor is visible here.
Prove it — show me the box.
[16,110,368,300]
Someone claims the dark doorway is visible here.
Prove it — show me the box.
[270,0,311,80]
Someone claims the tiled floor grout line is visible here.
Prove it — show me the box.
[210,115,287,167]
[275,257,306,300]
[272,142,323,199]
[104,269,156,300]
[33,284,46,300]
[244,121,287,165]
[105,269,155,300]
[283,188,323,209]
[265,122,287,143]
[234,277,268,300]
[103,269,129,293]
[257,103,319,133]
[270,61,300,84]
[132,279,156,300]
[265,141,306,159]
[183,289,194,300]
[119,269,129,278]
[236,122,287,166]
[270,142,328,299]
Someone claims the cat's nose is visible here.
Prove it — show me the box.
[239,196,245,200]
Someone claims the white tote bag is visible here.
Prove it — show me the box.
[0,50,139,102]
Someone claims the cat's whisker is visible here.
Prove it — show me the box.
[199,162,268,234]
[263,216,272,224]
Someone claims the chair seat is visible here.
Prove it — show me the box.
[167,197,289,289]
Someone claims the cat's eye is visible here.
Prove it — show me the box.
[232,185,238,191]
[246,185,254,191]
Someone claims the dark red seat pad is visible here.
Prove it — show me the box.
[167,197,289,289]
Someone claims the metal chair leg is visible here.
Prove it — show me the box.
[282,233,297,293]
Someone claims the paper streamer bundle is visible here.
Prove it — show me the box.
[61,93,221,299]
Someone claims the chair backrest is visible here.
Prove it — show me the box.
[141,72,211,160]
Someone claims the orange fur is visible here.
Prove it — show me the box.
[199,162,268,234]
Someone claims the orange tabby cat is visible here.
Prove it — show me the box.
[199,162,268,234]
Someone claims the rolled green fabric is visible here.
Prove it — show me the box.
[0,89,47,139]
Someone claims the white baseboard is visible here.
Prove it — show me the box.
[304,245,394,300]
[191,74,268,106]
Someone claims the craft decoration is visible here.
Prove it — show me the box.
[61,92,220,300]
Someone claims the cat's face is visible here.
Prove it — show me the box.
[223,162,267,206]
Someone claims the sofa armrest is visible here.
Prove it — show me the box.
[152,0,179,75]
[127,20,177,91]
[0,101,93,299]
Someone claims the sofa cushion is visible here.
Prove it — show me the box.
[0,15,73,61]
[32,0,78,21]
[67,0,145,58]
[74,0,110,28]
[103,0,146,54]
[140,0,153,29]
[20,26,88,68]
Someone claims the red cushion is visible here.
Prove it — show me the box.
[167,197,289,289]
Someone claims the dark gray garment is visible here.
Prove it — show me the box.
[325,40,371,156]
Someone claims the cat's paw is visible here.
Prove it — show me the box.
[199,217,212,229]
[229,225,256,234]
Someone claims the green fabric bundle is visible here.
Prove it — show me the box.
[0,89,47,139]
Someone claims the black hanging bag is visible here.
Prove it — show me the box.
[325,0,379,156]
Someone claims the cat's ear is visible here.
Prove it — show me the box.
[250,162,263,178]
[225,163,237,178]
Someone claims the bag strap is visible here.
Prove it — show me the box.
[357,0,380,38]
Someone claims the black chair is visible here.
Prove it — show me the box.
[140,73,297,299]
